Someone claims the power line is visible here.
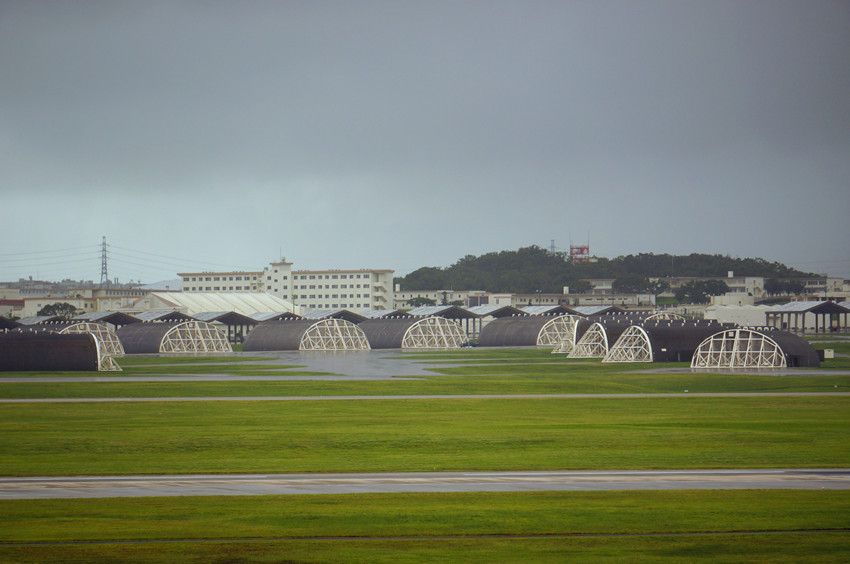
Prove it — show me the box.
[107,244,257,271]
[0,245,97,258]
[0,250,100,264]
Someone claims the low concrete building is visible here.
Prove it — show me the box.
[704,304,771,326]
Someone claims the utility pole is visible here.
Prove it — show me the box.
[100,236,108,286]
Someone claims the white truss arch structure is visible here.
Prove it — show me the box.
[691,329,787,369]
[52,322,122,371]
[299,319,371,351]
[644,312,685,322]
[540,315,583,349]
[58,322,125,356]
[160,321,232,353]
[602,326,653,363]
[567,322,609,358]
[402,317,466,349]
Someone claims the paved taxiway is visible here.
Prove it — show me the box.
[2,469,848,499]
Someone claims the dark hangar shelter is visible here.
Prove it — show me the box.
[358,317,467,349]
[117,321,232,354]
[0,331,100,372]
[603,319,732,363]
[691,328,820,368]
[242,318,370,351]
[478,314,586,348]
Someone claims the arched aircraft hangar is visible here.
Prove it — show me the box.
[358,317,467,349]
[479,314,586,348]
[242,318,370,351]
[0,331,105,371]
[602,319,731,363]
[691,327,820,369]
[117,321,232,354]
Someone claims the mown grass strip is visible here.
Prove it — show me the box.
[2,490,848,541]
[2,533,849,564]
[1,491,848,563]
[0,397,846,475]
[0,362,847,398]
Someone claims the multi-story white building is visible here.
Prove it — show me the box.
[289,268,394,310]
[179,259,394,311]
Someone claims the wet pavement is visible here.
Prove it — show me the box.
[2,468,848,499]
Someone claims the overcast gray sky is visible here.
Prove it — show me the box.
[1,1,848,283]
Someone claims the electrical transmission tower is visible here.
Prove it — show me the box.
[100,236,109,286]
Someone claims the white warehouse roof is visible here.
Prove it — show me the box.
[147,292,298,316]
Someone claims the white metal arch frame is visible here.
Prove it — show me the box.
[644,312,685,322]
[691,329,787,369]
[539,315,583,348]
[567,323,609,358]
[59,322,125,356]
[86,331,120,371]
[299,319,371,351]
[402,317,466,349]
[57,322,123,371]
[602,326,653,363]
[160,321,232,353]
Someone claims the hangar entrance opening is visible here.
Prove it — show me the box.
[58,322,125,357]
[567,322,609,358]
[243,319,370,351]
[300,319,371,351]
[602,326,653,363]
[538,315,582,347]
[401,317,466,349]
[118,321,232,354]
[691,329,787,369]
[160,321,232,353]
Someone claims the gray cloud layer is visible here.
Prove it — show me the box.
[1,1,848,282]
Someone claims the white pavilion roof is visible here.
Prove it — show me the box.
[147,292,297,316]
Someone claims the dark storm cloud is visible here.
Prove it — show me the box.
[1,1,848,280]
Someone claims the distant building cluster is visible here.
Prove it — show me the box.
[4,303,846,374]
[393,274,849,310]
[3,258,849,374]
[178,258,394,311]
[1,259,848,332]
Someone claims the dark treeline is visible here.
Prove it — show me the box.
[394,246,818,294]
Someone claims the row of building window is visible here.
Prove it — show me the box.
[307,304,370,309]
[297,274,372,280]
[296,284,371,290]
[185,286,266,292]
[185,273,383,284]
[184,276,261,282]
[294,294,369,300]
[184,285,376,293]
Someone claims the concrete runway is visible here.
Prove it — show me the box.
[2,469,848,499]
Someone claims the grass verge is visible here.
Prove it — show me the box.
[0,396,847,475]
[0,490,848,563]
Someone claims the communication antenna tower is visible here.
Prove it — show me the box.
[100,236,109,286]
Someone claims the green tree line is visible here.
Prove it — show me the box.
[394,246,818,294]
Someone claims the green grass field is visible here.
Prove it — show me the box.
[1,491,849,563]
[0,348,848,562]
[0,396,847,475]
[0,349,847,398]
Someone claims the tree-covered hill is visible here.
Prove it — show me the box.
[394,246,819,294]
